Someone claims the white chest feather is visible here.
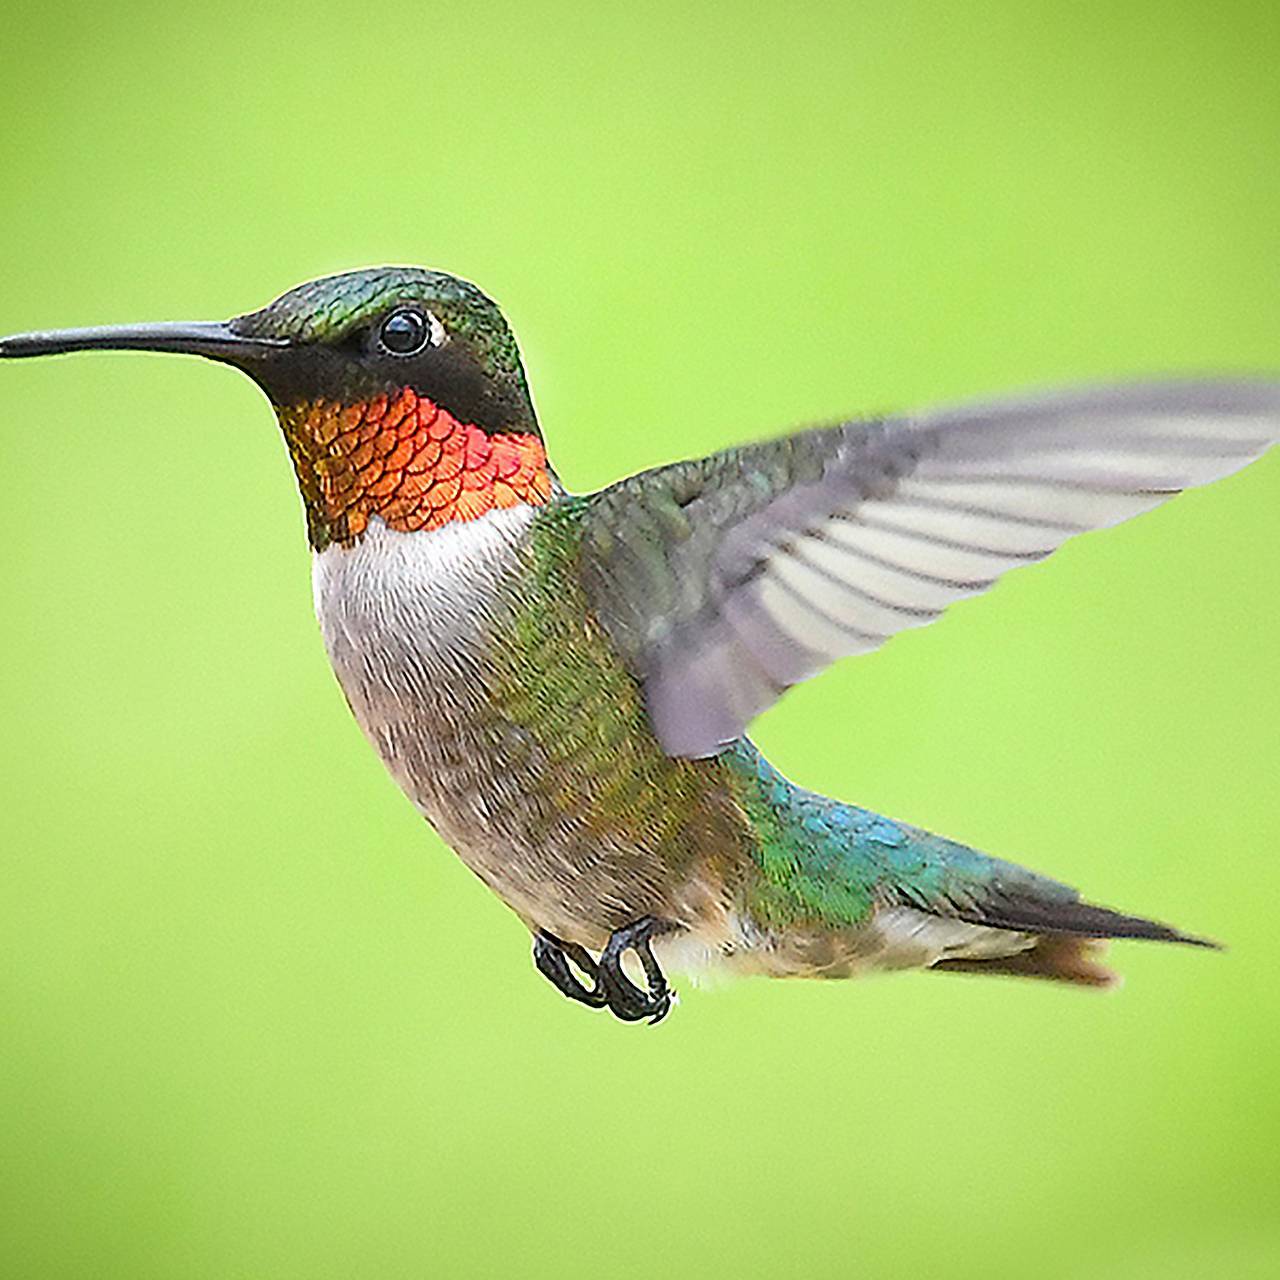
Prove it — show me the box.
[309,510,536,843]
[312,507,534,676]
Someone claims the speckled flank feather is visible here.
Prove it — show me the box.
[312,506,749,951]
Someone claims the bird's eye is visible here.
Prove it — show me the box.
[377,307,438,356]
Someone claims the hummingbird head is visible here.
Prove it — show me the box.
[0,267,552,549]
[229,266,537,432]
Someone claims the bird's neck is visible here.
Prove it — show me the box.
[274,387,552,551]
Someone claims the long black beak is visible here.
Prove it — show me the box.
[0,320,289,362]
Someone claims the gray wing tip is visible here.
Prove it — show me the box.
[1139,376,1280,425]
[919,375,1280,437]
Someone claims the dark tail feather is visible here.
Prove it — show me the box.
[934,893,1221,988]
[954,889,1221,950]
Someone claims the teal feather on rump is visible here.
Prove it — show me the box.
[723,741,1213,951]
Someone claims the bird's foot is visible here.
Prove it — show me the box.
[533,932,607,1008]
[595,916,677,1024]
[533,917,677,1024]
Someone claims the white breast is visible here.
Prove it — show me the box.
[309,509,536,841]
[312,507,535,674]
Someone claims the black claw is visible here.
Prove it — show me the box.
[595,916,676,1025]
[533,932,607,1008]
[532,918,678,1024]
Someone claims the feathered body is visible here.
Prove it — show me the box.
[313,487,1193,989]
[5,265,1276,1018]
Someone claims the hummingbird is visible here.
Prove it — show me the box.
[3,267,1277,1024]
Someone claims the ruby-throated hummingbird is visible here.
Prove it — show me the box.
[3,267,1277,1023]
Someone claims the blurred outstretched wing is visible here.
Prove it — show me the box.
[579,381,1280,757]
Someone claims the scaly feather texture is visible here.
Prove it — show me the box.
[277,388,550,549]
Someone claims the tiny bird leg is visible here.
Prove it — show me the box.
[594,916,677,1025]
[533,932,607,1009]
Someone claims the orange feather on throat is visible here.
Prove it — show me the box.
[275,387,551,550]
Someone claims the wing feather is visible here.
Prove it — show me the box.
[579,380,1280,757]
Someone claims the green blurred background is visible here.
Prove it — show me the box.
[2,2,1277,1277]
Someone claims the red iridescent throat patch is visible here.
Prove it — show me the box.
[278,387,552,549]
